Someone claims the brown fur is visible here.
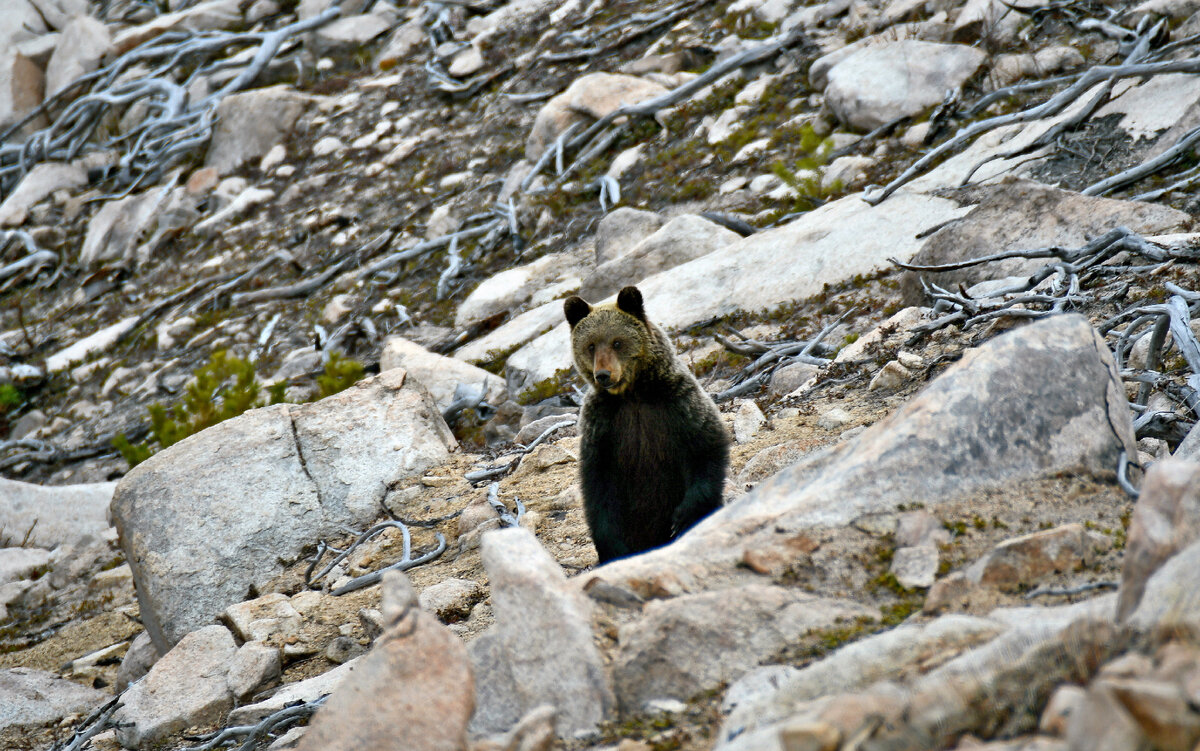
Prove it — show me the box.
[564,286,730,563]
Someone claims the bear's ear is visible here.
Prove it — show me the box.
[616,286,645,320]
[564,296,591,328]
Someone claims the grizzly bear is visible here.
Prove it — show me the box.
[563,286,730,564]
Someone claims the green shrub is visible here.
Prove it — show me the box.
[114,349,363,468]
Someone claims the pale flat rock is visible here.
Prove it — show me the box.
[579,214,740,301]
[1095,72,1200,144]
[594,206,664,265]
[0,667,107,735]
[584,315,1135,601]
[718,614,1005,746]
[111,369,457,650]
[45,317,139,372]
[903,83,1109,193]
[455,252,584,329]
[0,478,114,550]
[223,592,302,644]
[453,301,563,369]
[228,657,361,725]
[205,86,315,174]
[114,625,238,749]
[80,188,169,265]
[380,337,507,412]
[1117,458,1200,622]
[0,547,51,586]
[505,190,969,392]
[808,23,954,91]
[418,577,484,623]
[112,0,243,55]
[891,544,938,588]
[226,642,281,700]
[469,528,613,737]
[314,12,392,53]
[615,585,876,716]
[824,41,987,132]
[963,523,1103,592]
[0,162,87,226]
[296,572,473,751]
[44,14,111,99]
[899,179,1190,303]
[376,19,426,69]
[466,0,567,42]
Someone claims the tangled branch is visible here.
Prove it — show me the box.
[0,9,340,197]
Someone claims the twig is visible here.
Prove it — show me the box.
[486,481,525,527]
[52,695,123,751]
[1022,580,1118,599]
[865,55,1200,204]
[183,696,329,751]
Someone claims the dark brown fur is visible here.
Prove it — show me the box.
[564,286,730,563]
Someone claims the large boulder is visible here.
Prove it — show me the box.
[824,41,986,131]
[578,214,741,301]
[43,14,111,99]
[899,179,1191,304]
[0,478,115,549]
[469,528,613,737]
[584,314,1136,597]
[204,86,316,175]
[379,337,507,412]
[0,667,107,737]
[296,572,474,751]
[526,73,668,160]
[504,189,968,392]
[111,369,457,650]
[0,162,86,227]
[614,585,876,716]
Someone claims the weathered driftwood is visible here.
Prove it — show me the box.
[0,9,341,196]
[865,38,1200,204]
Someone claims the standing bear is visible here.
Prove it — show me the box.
[564,286,730,564]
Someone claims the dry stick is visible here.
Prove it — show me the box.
[53,694,123,751]
[864,56,1200,205]
[1083,122,1200,195]
[464,417,578,482]
[231,253,356,306]
[486,481,525,527]
[357,221,498,279]
[183,695,329,751]
[1136,314,1170,406]
[564,26,808,154]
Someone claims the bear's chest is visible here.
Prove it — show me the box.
[588,398,681,469]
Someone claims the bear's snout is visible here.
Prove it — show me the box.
[595,370,613,387]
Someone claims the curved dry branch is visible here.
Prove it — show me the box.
[864,56,1200,205]
[0,9,340,196]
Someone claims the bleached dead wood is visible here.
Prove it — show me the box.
[0,9,341,196]
[866,48,1200,204]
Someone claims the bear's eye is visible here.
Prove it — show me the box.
[588,344,595,355]
[612,339,623,351]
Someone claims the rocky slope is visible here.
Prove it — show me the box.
[3,0,1200,749]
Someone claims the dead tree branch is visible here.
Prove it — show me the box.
[0,9,340,196]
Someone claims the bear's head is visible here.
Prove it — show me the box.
[564,286,651,395]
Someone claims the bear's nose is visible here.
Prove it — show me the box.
[595,370,612,386]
